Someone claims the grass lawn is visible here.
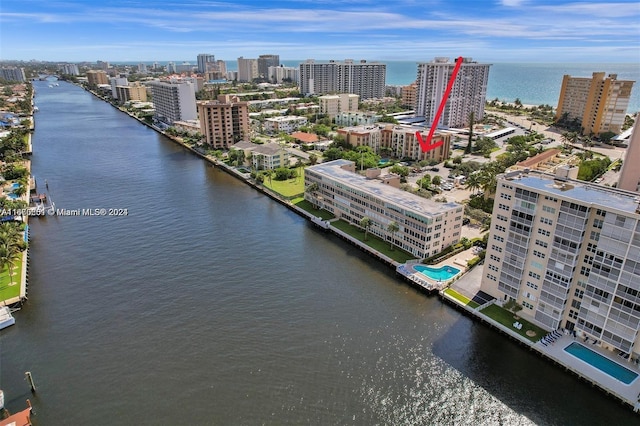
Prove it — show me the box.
[444,288,480,309]
[262,175,305,198]
[293,199,335,220]
[0,252,24,302]
[480,304,547,342]
[331,219,416,263]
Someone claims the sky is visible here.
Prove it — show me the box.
[1,0,639,63]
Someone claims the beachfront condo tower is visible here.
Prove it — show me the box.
[299,59,386,100]
[415,57,490,128]
[555,72,635,136]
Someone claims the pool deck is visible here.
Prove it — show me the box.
[396,248,475,292]
[534,333,640,410]
[441,283,640,412]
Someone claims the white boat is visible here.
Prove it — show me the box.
[0,307,15,330]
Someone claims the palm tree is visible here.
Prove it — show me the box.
[0,241,20,287]
[305,182,320,209]
[360,217,371,241]
[387,221,399,250]
[465,111,475,154]
[465,172,482,194]
[265,169,274,185]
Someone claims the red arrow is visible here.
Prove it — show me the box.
[418,56,464,152]
[415,132,444,153]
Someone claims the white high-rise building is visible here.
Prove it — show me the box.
[149,80,197,125]
[415,57,490,128]
[110,77,128,99]
[481,168,640,357]
[197,54,215,73]
[237,57,258,82]
[0,67,26,82]
[299,59,386,100]
[60,64,79,76]
[268,66,298,84]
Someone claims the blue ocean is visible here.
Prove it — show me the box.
[279,60,640,113]
[161,60,639,113]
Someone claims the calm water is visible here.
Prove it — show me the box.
[1,80,636,424]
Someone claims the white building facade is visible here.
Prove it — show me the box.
[481,169,640,357]
[415,57,490,128]
[149,80,197,125]
[299,59,386,100]
[305,160,463,258]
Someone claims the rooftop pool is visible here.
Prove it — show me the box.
[413,265,460,281]
[564,342,638,385]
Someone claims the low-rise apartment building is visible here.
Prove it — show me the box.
[263,116,308,134]
[337,124,451,162]
[305,159,463,258]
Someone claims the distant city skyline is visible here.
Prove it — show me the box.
[1,0,639,63]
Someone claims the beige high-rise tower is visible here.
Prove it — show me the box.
[556,72,634,136]
[198,95,250,149]
[619,124,640,192]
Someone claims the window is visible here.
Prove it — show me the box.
[575,288,584,299]
[499,203,510,211]
[491,244,503,253]
[540,217,553,225]
[493,235,504,242]
[528,271,541,280]
[542,205,556,214]
[538,228,550,237]
[535,239,548,248]
[533,250,546,259]
[526,281,538,290]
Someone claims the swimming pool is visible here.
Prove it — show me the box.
[413,265,461,281]
[10,183,20,190]
[564,342,638,385]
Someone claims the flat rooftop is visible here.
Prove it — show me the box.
[505,171,640,214]
[309,160,461,218]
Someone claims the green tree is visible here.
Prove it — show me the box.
[305,182,320,209]
[432,175,442,187]
[417,174,431,189]
[465,111,475,154]
[387,221,399,250]
[308,153,318,165]
[360,217,372,241]
[389,164,409,177]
